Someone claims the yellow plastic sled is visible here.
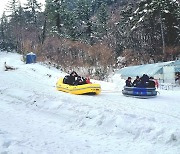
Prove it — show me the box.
[56,78,101,95]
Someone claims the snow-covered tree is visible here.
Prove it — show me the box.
[0,12,9,50]
[76,0,94,43]
[45,0,78,39]
[129,0,180,53]
[24,0,42,24]
[96,2,109,36]
[5,0,19,16]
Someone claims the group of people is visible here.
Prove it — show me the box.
[63,71,91,86]
[125,74,158,88]
[64,71,158,88]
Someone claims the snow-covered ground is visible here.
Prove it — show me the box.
[0,51,180,154]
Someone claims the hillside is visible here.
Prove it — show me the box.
[0,51,180,153]
[0,0,179,77]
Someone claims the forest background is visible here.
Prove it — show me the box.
[0,0,180,79]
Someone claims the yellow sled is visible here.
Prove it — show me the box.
[56,78,101,95]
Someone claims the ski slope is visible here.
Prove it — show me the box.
[0,52,180,154]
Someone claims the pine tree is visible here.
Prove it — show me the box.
[76,0,93,44]
[129,0,180,53]
[0,12,7,44]
[174,4,180,44]
[46,0,68,34]
[76,0,92,21]
[0,12,13,51]
[24,0,41,24]
[63,10,78,39]
[15,4,26,54]
[3,0,23,51]
[114,3,136,54]
[5,0,19,16]
[97,2,109,37]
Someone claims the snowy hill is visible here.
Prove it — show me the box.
[0,52,180,154]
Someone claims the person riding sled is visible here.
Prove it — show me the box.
[63,71,91,85]
[125,77,133,87]
[132,76,141,87]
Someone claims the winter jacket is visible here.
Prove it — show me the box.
[126,80,132,87]
[148,80,155,88]
[132,79,141,87]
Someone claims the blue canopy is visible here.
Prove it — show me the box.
[117,61,173,78]
[174,60,180,72]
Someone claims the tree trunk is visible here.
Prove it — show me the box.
[160,13,165,54]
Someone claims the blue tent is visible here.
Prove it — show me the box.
[26,52,36,64]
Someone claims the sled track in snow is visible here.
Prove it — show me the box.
[99,91,180,121]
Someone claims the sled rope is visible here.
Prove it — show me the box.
[101,90,122,93]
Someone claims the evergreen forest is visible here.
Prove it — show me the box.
[0,0,180,78]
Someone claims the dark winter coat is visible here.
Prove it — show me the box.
[148,80,155,88]
[126,80,132,87]
[68,75,76,85]
[63,75,75,85]
[63,73,87,86]
[63,75,70,84]
[139,74,149,88]
[141,74,149,83]
[132,79,141,87]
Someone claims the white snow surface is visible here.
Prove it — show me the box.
[0,52,180,154]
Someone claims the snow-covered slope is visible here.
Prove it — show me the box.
[0,52,180,154]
